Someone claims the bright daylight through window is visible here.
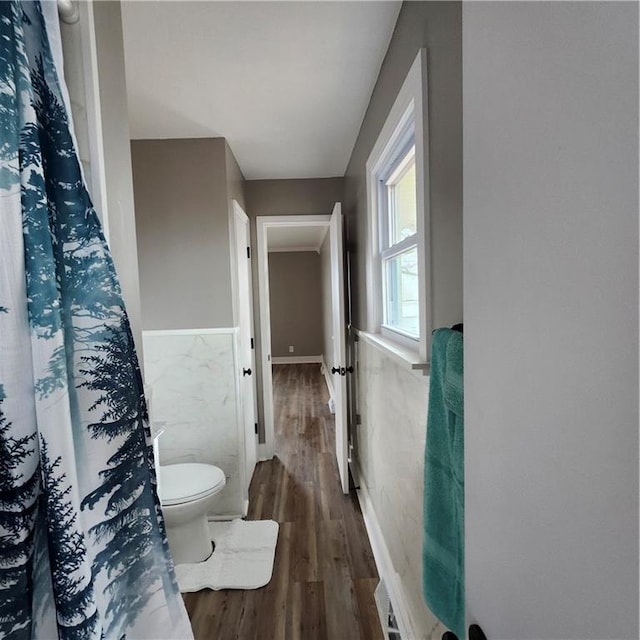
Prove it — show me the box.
[381,144,418,338]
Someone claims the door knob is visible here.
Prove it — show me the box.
[243,368,252,376]
[331,367,340,375]
[345,366,354,374]
[469,625,487,640]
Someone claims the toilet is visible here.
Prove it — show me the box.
[158,462,226,565]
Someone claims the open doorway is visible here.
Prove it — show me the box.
[256,206,350,493]
[268,251,325,366]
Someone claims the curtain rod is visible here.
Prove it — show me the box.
[57,0,79,24]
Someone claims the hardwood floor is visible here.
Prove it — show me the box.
[183,364,384,640]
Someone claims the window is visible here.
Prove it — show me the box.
[365,49,429,363]
[380,144,418,338]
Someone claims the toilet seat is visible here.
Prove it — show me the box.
[159,463,225,506]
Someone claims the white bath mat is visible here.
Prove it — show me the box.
[174,519,279,593]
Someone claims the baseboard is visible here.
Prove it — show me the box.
[271,355,323,364]
[356,473,421,640]
[257,443,273,462]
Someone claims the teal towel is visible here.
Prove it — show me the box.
[423,328,464,639]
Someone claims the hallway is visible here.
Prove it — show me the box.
[183,364,384,639]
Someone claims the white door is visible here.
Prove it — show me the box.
[232,202,257,501]
[330,203,349,494]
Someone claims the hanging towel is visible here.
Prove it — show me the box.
[423,328,465,639]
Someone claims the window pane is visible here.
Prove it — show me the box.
[388,149,417,245]
[384,246,419,337]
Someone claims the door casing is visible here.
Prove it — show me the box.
[255,207,349,494]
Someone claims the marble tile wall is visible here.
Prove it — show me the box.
[142,330,243,517]
[357,339,444,639]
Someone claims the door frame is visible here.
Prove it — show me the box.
[230,200,257,511]
[256,214,331,460]
[329,203,349,493]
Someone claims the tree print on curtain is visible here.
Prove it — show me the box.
[38,437,99,640]
[0,388,39,639]
[0,2,192,638]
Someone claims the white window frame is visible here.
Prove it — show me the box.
[365,49,430,363]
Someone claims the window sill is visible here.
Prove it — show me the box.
[357,331,429,374]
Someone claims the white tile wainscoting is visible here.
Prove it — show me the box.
[356,337,445,640]
[142,329,246,518]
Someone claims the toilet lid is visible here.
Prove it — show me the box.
[159,463,226,506]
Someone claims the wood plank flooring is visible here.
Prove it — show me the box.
[183,364,384,640]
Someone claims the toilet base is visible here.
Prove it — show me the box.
[158,463,226,565]
[165,513,212,565]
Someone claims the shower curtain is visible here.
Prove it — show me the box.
[0,1,193,638]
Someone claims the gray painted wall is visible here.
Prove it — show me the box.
[245,178,344,217]
[464,3,638,638]
[132,138,234,330]
[268,252,323,358]
[344,1,462,332]
[341,2,462,635]
[244,178,344,439]
[225,139,246,213]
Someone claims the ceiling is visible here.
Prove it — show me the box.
[120,1,401,180]
[267,223,329,252]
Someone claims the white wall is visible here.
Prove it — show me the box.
[93,1,143,357]
[60,1,143,357]
[464,3,638,639]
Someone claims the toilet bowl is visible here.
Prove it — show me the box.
[159,462,226,565]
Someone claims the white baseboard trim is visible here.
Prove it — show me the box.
[257,444,273,462]
[356,473,421,640]
[321,355,335,405]
[271,355,323,364]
